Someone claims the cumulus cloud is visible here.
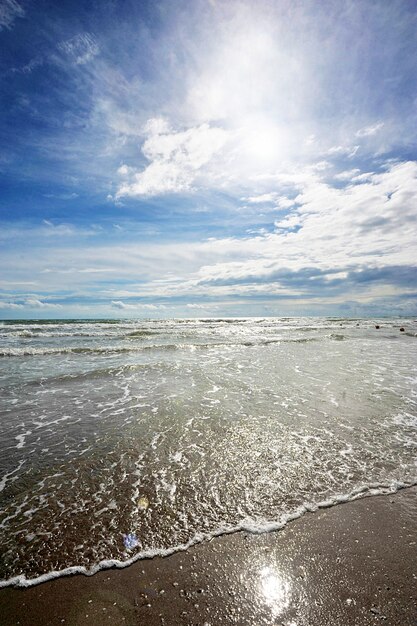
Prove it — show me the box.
[3,160,415,310]
[193,161,417,290]
[0,0,24,31]
[2,2,416,316]
[116,120,229,197]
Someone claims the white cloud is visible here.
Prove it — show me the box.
[0,221,100,241]
[1,161,415,310]
[311,161,330,172]
[351,172,374,183]
[42,267,115,274]
[58,33,100,65]
[276,197,296,210]
[192,160,417,287]
[186,303,218,310]
[323,271,348,281]
[326,145,359,158]
[185,13,309,127]
[24,298,62,309]
[11,56,43,74]
[143,117,171,136]
[245,193,295,211]
[0,0,24,31]
[116,121,229,197]
[0,298,62,310]
[333,169,360,181]
[246,193,279,204]
[274,214,303,231]
[111,300,167,310]
[43,192,79,200]
[355,122,384,138]
[117,164,135,177]
[0,301,24,310]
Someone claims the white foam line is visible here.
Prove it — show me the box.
[1,479,416,589]
[0,460,26,493]
[15,431,32,449]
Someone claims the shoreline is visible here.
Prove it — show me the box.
[0,486,416,625]
[1,481,415,590]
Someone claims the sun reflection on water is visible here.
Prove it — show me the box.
[259,565,292,616]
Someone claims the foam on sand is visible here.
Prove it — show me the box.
[1,480,414,589]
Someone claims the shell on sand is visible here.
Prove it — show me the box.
[138,496,149,510]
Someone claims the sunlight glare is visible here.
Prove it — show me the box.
[259,566,291,616]
[243,122,283,163]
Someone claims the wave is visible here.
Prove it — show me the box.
[2,331,124,339]
[126,330,161,338]
[17,362,155,387]
[0,345,175,357]
[1,479,414,589]
[0,327,167,339]
[0,319,124,326]
[0,337,324,357]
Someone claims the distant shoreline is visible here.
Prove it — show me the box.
[1,315,416,322]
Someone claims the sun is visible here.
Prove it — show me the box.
[243,120,284,163]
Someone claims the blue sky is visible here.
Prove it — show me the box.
[0,0,416,318]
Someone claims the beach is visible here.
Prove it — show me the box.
[2,0,417,621]
[0,317,416,623]
[0,486,416,625]
[2,0,417,620]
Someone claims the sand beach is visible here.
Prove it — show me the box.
[1,486,416,626]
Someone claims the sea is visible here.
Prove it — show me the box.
[0,317,416,587]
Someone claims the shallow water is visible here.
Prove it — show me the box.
[0,317,416,586]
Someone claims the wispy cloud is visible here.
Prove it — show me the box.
[186,303,218,310]
[0,0,24,31]
[326,145,359,158]
[0,221,101,241]
[24,298,62,309]
[355,122,384,138]
[0,297,62,310]
[111,300,167,311]
[1,0,416,316]
[58,33,100,65]
[43,192,79,200]
[0,301,24,310]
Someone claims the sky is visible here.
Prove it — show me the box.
[0,0,416,318]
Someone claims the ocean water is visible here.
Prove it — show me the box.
[0,317,416,587]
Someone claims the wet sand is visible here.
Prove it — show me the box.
[0,487,416,626]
